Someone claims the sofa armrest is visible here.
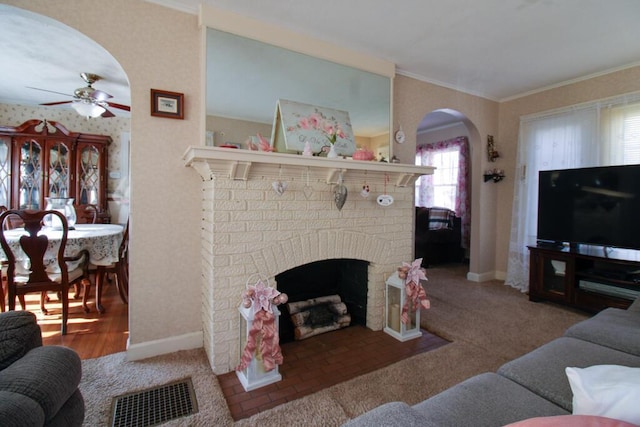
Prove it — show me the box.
[0,311,42,371]
[0,345,82,422]
[0,390,45,427]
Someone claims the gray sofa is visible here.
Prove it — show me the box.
[0,310,84,426]
[344,298,640,426]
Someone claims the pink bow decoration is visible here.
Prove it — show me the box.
[236,279,288,372]
[257,133,274,152]
[399,259,430,324]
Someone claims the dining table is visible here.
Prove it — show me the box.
[0,223,125,270]
[1,223,125,313]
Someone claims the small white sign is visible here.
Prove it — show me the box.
[377,194,394,206]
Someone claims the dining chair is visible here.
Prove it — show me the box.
[74,203,98,225]
[0,206,6,312]
[95,219,129,313]
[0,209,91,335]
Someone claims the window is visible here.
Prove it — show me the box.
[415,147,459,210]
[415,136,470,249]
[604,103,640,165]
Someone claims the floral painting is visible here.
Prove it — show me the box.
[272,99,355,155]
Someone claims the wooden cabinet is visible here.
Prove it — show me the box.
[529,245,640,312]
[0,120,111,220]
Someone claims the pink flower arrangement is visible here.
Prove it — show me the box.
[289,111,346,145]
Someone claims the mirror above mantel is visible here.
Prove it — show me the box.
[200,5,395,160]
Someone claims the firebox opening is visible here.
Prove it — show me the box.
[275,258,369,343]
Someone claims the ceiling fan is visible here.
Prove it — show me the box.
[31,72,130,118]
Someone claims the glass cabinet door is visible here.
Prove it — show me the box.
[47,140,71,198]
[78,144,101,205]
[18,139,43,210]
[530,248,573,304]
[0,136,11,208]
[541,258,567,295]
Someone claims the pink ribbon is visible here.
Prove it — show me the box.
[236,309,283,372]
[236,280,286,373]
[401,280,430,324]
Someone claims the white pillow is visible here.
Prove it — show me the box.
[565,365,640,425]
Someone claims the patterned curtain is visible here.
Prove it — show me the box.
[416,136,470,249]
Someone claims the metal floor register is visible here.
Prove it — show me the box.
[111,378,198,427]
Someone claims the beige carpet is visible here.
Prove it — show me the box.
[80,265,589,426]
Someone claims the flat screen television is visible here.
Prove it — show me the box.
[537,164,640,250]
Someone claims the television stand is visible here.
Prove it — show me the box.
[528,245,640,312]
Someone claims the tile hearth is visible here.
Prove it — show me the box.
[218,325,449,420]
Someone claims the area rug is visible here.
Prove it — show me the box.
[80,265,589,426]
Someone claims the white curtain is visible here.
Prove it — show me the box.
[602,103,640,165]
[504,107,600,291]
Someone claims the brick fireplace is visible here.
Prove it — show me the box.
[184,147,433,374]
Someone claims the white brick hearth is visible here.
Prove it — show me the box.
[184,147,433,373]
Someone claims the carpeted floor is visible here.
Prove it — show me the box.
[79,265,589,426]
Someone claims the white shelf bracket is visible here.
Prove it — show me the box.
[230,161,252,180]
[395,173,418,187]
[326,168,348,184]
[190,161,214,181]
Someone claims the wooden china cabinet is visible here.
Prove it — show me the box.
[0,120,111,222]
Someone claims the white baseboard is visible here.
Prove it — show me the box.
[125,331,203,361]
[466,270,508,282]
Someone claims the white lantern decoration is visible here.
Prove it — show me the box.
[384,271,422,341]
[235,276,287,392]
[236,303,282,391]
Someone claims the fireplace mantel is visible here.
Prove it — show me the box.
[183,146,434,186]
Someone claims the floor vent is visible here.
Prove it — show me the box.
[111,378,198,427]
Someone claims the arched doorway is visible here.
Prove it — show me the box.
[414,109,474,266]
[0,4,131,355]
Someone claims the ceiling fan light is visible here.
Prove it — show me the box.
[72,100,105,118]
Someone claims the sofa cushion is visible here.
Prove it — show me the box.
[566,365,640,425]
[497,337,640,411]
[342,401,432,427]
[505,415,638,427]
[0,390,45,427]
[0,345,82,422]
[564,307,640,356]
[0,310,42,371]
[411,373,569,427]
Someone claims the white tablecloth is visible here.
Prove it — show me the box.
[1,224,124,269]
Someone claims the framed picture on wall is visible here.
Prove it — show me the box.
[150,89,184,119]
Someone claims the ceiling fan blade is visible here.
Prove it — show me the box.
[90,89,113,102]
[106,101,130,111]
[27,86,73,97]
[40,101,73,106]
[101,108,115,118]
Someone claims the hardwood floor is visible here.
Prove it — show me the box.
[20,279,129,360]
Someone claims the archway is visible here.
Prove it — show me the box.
[415,108,477,268]
[0,4,131,347]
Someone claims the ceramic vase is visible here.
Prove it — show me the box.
[327,144,338,158]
